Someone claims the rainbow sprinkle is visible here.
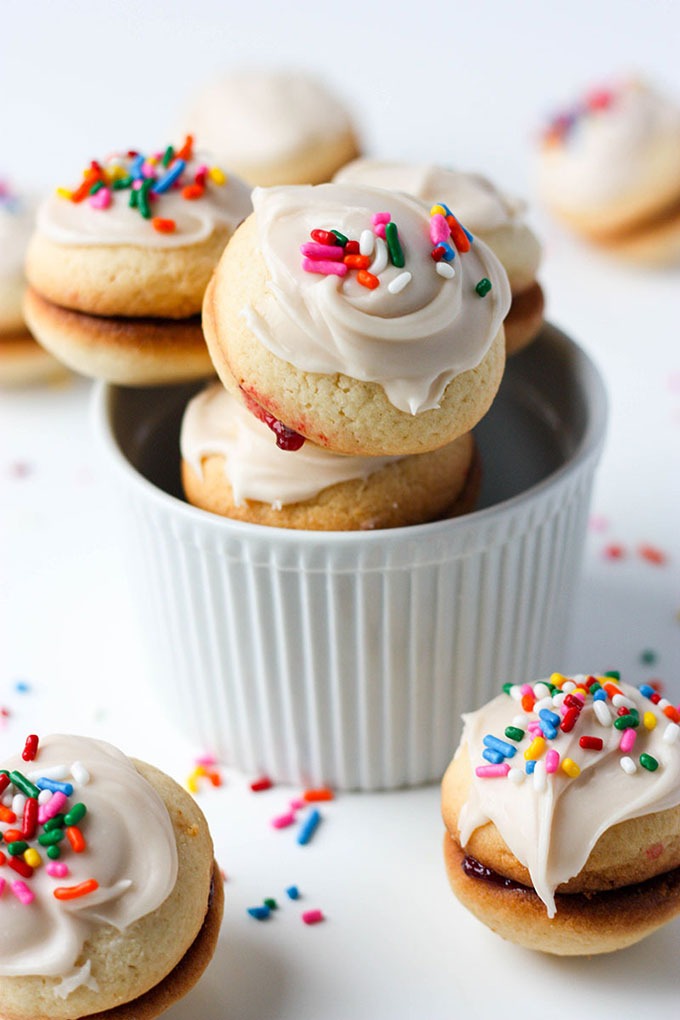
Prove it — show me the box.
[541,84,618,147]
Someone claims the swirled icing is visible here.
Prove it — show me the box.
[243,184,511,415]
[456,676,680,917]
[181,382,401,506]
[0,183,34,328]
[537,79,680,210]
[181,69,354,164]
[334,160,541,291]
[0,735,177,979]
[37,150,252,249]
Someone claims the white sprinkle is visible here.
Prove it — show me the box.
[12,793,27,815]
[508,768,525,785]
[38,789,52,805]
[533,761,547,793]
[612,694,635,709]
[552,692,567,709]
[70,761,90,786]
[388,271,412,294]
[435,261,455,278]
[2,793,13,808]
[658,698,671,711]
[359,229,375,257]
[27,764,70,781]
[534,683,552,700]
[369,236,388,275]
[562,681,576,693]
[593,700,613,726]
[509,686,523,703]
[534,696,553,714]
[512,713,528,727]
[663,722,680,744]
[620,756,636,775]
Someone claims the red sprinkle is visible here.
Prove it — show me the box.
[0,775,10,796]
[638,544,667,566]
[21,734,39,762]
[430,245,446,262]
[250,777,273,793]
[579,735,604,751]
[21,798,38,840]
[182,183,205,200]
[344,240,360,254]
[8,857,33,879]
[152,217,176,234]
[311,229,339,246]
[560,707,580,733]
[603,543,626,560]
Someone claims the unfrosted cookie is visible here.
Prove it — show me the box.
[441,673,680,954]
[205,183,510,456]
[24,138,252,384]
[335,159,544,353]
[536,78,680,263]
[179,69,360,186]
[0,733,222,1020]
[180,382,479,530]
[0,180,63,386]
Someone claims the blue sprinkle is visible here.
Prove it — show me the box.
[36,778,74,796]
[14,680,31,693]
[483,735,516,758]
[593,689,608,701]
[540,724,558,741]
[297,808,321,846]
[152,159,186,195]
[539,709,560,728]
[482,748,505,765]
[639,684,656,699]
[462,224,474,243]
[247,905,271,921]
[129,154,145,180]
[438,241,456,262]
[286,885,300,900]
[525,760,536,775]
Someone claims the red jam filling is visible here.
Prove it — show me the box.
[462,855,530,891]
[240,391,305,452]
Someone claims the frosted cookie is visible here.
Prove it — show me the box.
[180,382,479,530]
[204,183,510,456]
[179,69,360,186]
[441,673,680,955]
[24,137,252,384]
[0,181,63,386]
[536,79,680,263]
[335,160,544,353]
[0,733,223,1020]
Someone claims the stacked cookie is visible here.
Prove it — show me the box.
[24,137,252,385]
[181,182,511,530]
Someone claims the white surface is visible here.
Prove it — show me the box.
[1,3,680,1017]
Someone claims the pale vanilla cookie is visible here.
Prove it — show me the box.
[0,733,223,1020]
[24,138,252,384]
[179,69,360,187]
[441,673,680,955]
[0,181,63,386]
[536,78,680,264]
[180,382,479,530]
[335,160,544,354]
[204,183,510,456]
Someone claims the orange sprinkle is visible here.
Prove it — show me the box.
[303,788,335,803]
[175,134,194,161]
[3,828,23,844]
[445,215,471,252]
[54,879,99,901]
[357,269,380,290]
[344,254,371,270]
[521,693,535,712]
[664,705,680,724]
[604,682,623,699]
[70,169,102,204]
[66,826,86,853]
[638,544,667,566]
[0,806,15,824]
[152,217,176,234]
[182,183,205,200]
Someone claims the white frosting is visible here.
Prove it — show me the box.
[181,382,401,506]
[537,79,680,210]
[0,185,34,327]
[182,69,353,165]
[457,677,680,917]
[37,151,252,249]
[244,184,511,415]
[0,735,178,979]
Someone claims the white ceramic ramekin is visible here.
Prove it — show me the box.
[93,323,607,790]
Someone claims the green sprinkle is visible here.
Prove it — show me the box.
[46,844,61,860]
[640,753,659,772]
[8,840,29,856]
[89,180,105,195]
[604,670,620,681]
[129,188,139,209]
[589,681,602,694]
[138,178,153,219]
[263,898,278,910]
[43,814,65,831]
[112,175,133,190]
[9,771,40,798]
[162,145,175,168]
[64,803,86,826]
[640,649,658,666]
[38,828,65,846]
[505,726,525,742]
[502,683,514,696]
[385,221,405,268]
[614,714,640,731]
[331,229,348,246]
[475,278,492,297]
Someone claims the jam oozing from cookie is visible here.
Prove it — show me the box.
[241,388,305,451]
[462,854,529,891]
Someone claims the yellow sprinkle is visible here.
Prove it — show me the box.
[56,187,72,200]
[24,848,42,868]
[561,757,581,778]
[185,767,204,793]
[147,156,158,165]
[550,672,567,687]
[643,711,657,730]
[209,166,227,185]
[430,204,447,217]
[524,737,546,761]
[574,687,588,698]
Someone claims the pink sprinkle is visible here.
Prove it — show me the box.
[429,212,451,245]
[589,514,609,532]
[300,242,346,261]
[619,728,637,753]
[89,186,111,210]
[289,798,306,810]
[545,749,560,773]
[0,878,5,896]
[46,862,69,878]
[475,763,510,778]
[195,754,218,767]
[520,684,533,696]
[38,790,68,824]
[301,258,348,277]
[11,881,34,905]
[372,212,391,225]
[271,811,296,829]
[301,909,325,925]
[374,223,387,239]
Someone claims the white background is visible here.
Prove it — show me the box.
[1,3,680,1018]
